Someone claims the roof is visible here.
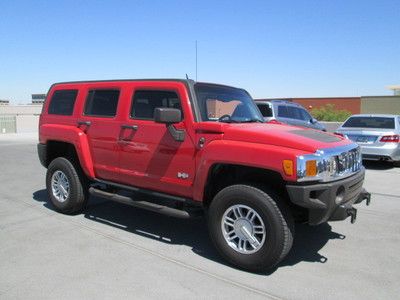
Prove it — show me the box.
[349,114,400,118]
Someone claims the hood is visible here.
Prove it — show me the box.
[221,123,350,152]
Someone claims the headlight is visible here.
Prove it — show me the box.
[296,144,362,182]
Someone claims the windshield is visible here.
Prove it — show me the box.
[342,116,395,129]
[194,83,264,123]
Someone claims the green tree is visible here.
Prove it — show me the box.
[311,104,351,122]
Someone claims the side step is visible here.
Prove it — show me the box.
[89,187,198,219]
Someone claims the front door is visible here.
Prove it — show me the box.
[118,86,197,198]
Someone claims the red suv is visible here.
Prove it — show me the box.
[38,79,371,272]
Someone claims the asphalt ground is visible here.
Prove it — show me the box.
[1,133,399,299]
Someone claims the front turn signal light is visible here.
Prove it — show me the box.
[283,160,294,176]
[306,160,317,177]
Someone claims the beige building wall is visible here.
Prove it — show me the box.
[361,96,400,114]
[0,105,42,115]
[0,105,42,133]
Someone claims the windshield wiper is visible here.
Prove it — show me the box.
[239,118,264,123]
[218,119,241,123]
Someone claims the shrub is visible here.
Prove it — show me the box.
[310,104,351,122]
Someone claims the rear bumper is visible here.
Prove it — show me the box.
[360,144,400,161]
[286,169,371,225]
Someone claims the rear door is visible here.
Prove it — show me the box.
[118,82,197,198]
[77,86,122,182]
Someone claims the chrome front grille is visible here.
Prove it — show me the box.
[337,147,361,174]
[297,143,363,182]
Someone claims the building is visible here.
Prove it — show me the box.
[31,94,46,105]
[0,104,42,134]
[0,99,10,105]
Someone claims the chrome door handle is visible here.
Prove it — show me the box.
[77,121,91,127]
[121,124,138,130]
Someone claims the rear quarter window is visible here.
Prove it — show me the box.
[48,90,78,115]
[256,103,273,117]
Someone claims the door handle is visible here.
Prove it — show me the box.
[77,121,91,127]
[121,124,138,130]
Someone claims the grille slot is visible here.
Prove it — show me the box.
[336,148,361,175]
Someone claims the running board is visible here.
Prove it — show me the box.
[89,187,195,219]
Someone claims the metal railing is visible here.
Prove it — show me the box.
[0,115,16,133]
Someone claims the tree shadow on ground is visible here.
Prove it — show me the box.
[33,189,346,275]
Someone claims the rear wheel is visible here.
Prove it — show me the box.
[46,157,88,214]
[208,184,294,272]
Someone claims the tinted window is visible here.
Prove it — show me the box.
[131,90,182,120]
[290,107,309,120]
[277,106,290,118]
[342,116,395,129]
[48,90,78,115]
[257,103,273,117]
[299,108,312,121]
[84,90,119,117]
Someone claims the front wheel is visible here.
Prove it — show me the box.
[208,184,294,272]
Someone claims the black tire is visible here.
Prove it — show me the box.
[46,157,88,214]
[208,184,294,272]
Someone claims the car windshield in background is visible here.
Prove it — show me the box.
[194,83,264,123]
[342,116,395,129]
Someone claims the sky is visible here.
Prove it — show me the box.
[0,0,399,103]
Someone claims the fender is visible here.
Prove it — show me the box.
[192,140,310,201]
[40,124,95,179]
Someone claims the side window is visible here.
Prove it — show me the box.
[299,108,312,121]
[277,105,289,118]
[131,90,182,120]
[84,90,120,117]
[257,103,273,117]
[290,107,303,120]
[48,90,78,115]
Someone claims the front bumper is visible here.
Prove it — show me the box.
[286,169,371,225]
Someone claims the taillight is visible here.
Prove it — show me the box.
[380,135,400,143]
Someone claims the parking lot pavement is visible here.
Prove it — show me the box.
[1,135,399,299]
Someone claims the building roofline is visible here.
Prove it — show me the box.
[361,95,400,99]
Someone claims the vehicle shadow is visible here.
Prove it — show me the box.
[33,189,346,275]
[363,160,395,170]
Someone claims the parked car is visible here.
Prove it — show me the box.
[37,79,370,272]
[335,114,400,166]
[255,100,326,131]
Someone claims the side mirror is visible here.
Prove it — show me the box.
[154,108,185,142]
[310,118,317,124]
[154,108,181,124]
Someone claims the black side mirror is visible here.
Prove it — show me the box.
[154,108,181,124]
[154,108,185,142]
[310,118,317,124]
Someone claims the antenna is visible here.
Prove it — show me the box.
[185,74,189,80]
[195,40,198,81]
